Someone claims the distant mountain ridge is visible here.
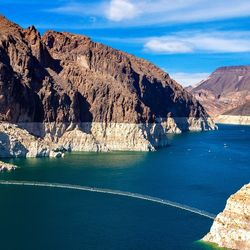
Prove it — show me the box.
[194,66,250,95]
[189,66,250,121]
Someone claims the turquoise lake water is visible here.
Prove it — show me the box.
[0,125,249,250]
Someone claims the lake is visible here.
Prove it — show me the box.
[0,125,249,250]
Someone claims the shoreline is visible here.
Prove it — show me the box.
[214,115,250,126]
[0,118,216,158]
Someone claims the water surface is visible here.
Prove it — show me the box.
[0,125,249,250]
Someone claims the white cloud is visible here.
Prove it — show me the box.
[106,0,138,21]
[46,0,250,27]
[47,0,139,23]
[46,2,105,17]
[169,72,210,87]
[143,31,250,54]
[145,39,193,53]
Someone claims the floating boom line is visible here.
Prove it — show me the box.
[0,180,215,220]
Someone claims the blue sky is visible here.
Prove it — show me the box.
[1,0,250,86]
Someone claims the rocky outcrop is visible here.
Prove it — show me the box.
[0,160,17,171]
[189,66,250,120]
[0,15,216,157]
[203,184,250,250]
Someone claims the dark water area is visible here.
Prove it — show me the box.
[0,125,249,250]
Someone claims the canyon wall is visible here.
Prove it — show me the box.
[0,15,215,157]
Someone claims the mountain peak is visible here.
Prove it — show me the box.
[190,65,250,117]
[0,14,10,23]
[0,15,22,34]
[24,25,41,44]
[26,25,39,33]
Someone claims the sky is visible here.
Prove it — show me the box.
[1,0,250,86]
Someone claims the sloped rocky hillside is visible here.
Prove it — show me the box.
[190,66,250,118]
[0,15,215,157]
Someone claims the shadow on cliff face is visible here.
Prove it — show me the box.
[141,123,169,150]
[0,132,28,157]
[70,91,93,134]
[130,71,209,128]
[0,47,45,123]
[73,91,93,122]
[131,72,189,122]
[16,91,93,138]
[173,117,190,131]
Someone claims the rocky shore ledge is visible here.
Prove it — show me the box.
[0,119,215,158]
[215,115,250,125]
[203,183,250,250]
[0,160,17,171]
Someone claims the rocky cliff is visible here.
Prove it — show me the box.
[0,15,215,157]
[203,183,250,250]
[189,66,250,122]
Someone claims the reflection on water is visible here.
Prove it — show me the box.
[6,151,149,169]
[67,151,149,168]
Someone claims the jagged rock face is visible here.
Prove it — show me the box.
[189,66,250,117]
[0,15,209,125]
[0,15,215,156]
[203,183,250,250]
[0,19,44,122]
[42,30,210,124]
